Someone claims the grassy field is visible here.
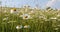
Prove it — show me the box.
[0,7,60,32]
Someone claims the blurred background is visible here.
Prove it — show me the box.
[0,0,60,9]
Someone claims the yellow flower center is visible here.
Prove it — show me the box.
[25,16,28,18]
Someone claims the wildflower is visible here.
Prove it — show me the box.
[10,8,18,14]
[16,25,23,29]
[10,8,14,13]
[24,25,30,28]
[20,14,31,19]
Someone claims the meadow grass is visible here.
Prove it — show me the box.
[0,7,60,32]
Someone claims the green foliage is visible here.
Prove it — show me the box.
[0,7,60,32]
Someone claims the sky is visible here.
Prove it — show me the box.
[0,0,60,9]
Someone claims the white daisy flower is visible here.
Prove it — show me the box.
[20,14,31,19]
[16,25,23,29]
[10,9,14,13]
[24,25,30,28]
[10,8,18,14]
